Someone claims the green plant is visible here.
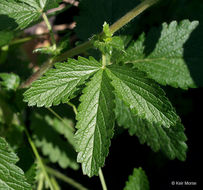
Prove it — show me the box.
[0,0,202,189]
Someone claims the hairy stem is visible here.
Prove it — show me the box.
[99,168,108,190]
[110,0,159,34]
[20,0,158,88]
[42,12,56,49]
[46,166,88,190]
[24,128,54,190]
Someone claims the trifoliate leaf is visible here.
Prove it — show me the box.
[0,137,31,190]
[0,73,20,90]
[124,167,149,190]
[75,69,115,177]
[115,98,187,161]
[30,113,79,170]
[106,65,179,128]
[116,20,199,89]
[24,57,101,107]
[0,0,61,30]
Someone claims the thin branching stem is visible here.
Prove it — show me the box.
[24,128,55,190]
[42,12,56,49]
[99,168,108,190]
[67,102,78,115]
[46,166,88,190]
[47,107,75,131]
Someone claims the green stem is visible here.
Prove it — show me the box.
[24,128,54,190]
[53,40,93,63]
[99,168,108,190]
[102,54,107,69]
[47,107,75,131]
[37,173,44,190]
[110,0,159,34]
[20,0,158,88]
[42,12,56,49]
[67,102,78,115]
[10,33,50,46]
[50,177,60,190]
[46,166,88,190]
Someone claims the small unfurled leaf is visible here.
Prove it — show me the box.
[0,137,31,190]
[94,36,124,56]
[33,46,59,56]
[0,73,20,90]
[106,65,179,128]
[103,22,112,39]
[24,57,101,107]
[30,113,79,170]
[115,98,187,161]
[116,20,199,89]
[75,69,115,177]
[124,167,149,190]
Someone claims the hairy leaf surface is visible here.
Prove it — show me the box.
[0,137,31,190]
[24,57,101,107]
[106,65,179,128]
[116,20,199,89]
[0,0,61,30]
[75,69,115,177]
[124,167,149,190]
[115,98,187,161]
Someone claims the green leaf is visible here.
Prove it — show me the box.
[30,112,79,170]
[117,20,199,89]
[0,0,61,30]
[0,137,31,190]
[24,56,101,107]
[124,167,149,190]
[75,69,115,177]
[106,65,179,128]
[0,73,20,90]
[115,98,187,161]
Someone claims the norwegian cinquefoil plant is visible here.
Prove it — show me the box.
[0,0,201,189]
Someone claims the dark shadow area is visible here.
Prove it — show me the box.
[0,14,18,30]
[143,26,161,57]
[184,23,203,87]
